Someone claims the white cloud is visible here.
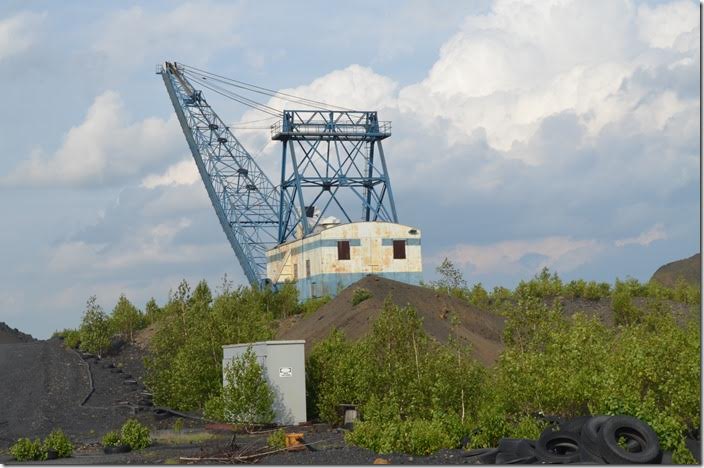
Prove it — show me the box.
[615,223,667,247]
[437,236,604,276]
[141,159,200,189]
[93,2,242,69]
[3,91,182,187]
[636,0,699,51]
[0,11,45,62]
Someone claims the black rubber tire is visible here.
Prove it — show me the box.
[561,415,592,435]
[597,415,660,464]
[153,408,170,420]
[103,444,131,454]
[580,415,611,459]
[535,430,581,464]
[497,438,536,459]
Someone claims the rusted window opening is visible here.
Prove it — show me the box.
[337,241,351,260]
[393,240,406,259]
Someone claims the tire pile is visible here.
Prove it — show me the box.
[468,415,677,464]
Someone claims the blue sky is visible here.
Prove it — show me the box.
[0,0,699,338]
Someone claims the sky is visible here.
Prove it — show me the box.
[0,0,700,339]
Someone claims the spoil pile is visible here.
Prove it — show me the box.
[277,275,504,365]
[0,321,35,344]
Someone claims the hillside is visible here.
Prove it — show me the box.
[0,322,35,344]
[277,275,504,366]
[650,253,701,287]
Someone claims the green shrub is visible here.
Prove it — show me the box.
[203,347,275,425]
[63,329,81,349]
[78,296,112,357]
[612,287,642,326]
[267,428,286,449]
[111,294,145,342]
[120,419,151,450]
[301,295,331,315]
[346,419,456,455]
[10,438,44,461]
[467,283,490,308]
[101,430,121,447]
[145,280,275,411]
[42,429,73,458]
[351,288,372,306]
[307,300,485,427]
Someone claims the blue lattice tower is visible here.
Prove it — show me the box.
[271,110,399,244]
[159,62,281,285]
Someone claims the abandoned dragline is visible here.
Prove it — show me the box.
[159,62,422,299]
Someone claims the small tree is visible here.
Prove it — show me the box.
[111,294,144,342]
[204,346,275,426]
[434,258,467,293]
[79,296,111,357]
[144,297,161,325]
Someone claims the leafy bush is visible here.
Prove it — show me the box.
[78,296,112,357]
[467,283,490,309]
[111,294,145,342]
[53,328,81,349]
[351,288,372,306]
[514,267,563,299]
[101,430,121,447]
[204,346,275,425]
[612,287,642,326]
[145,280,276,410]
[267,428,286,449]
[10,438,44,461]
[346,419,456,455]
[307,300,484,434]
[42,429,73,458]
[301,295,331,315]
[120,419,151,450]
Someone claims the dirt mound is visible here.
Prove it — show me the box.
[0,322,34,344]
[277,275,504,366]
[650,253,701,287]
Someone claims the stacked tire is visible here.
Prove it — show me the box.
[534,415,662,464]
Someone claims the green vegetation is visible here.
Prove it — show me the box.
[144,280,282,410]
[204,346,275,425]
[66,263,698,461]
[78,296,112,357]
[42,429,73,458]
[101,430,121,447]
[111,294,145,342]
[301,294,331,315]
[321,264,700,461]
[120,419,151,450]
[351,287,372,306]
[267,428,286,449]
[10,429,73,461]
[10,438,44,461]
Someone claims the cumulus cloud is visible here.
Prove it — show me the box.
[141,159,200,189]
[3,91,182,187]
[615,223,667,247]
[0,11,45,62]
[93,2,242,69]
[436,236,604,276]
[636,0,699,51]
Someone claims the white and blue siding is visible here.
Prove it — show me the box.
[266,222,422,300]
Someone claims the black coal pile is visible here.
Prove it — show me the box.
[0,322,35,344]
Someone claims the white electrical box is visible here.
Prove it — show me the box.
[222,340,306,425]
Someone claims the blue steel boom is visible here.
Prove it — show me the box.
[159,62,280,285]
[158,62,403,290]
